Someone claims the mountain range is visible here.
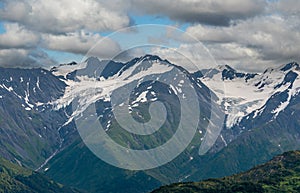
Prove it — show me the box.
[0,55,299,192]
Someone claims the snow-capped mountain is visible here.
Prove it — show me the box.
[51,55,220,154]
[46,57,300,192]
[199,62,300,128]
[50,57,300,150]
[0,55,300,193]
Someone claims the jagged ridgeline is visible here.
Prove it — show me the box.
[0,55,299,192]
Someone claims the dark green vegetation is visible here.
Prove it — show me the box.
[152,150,300,193]
[45,137,162,193]
[0,157,80,193]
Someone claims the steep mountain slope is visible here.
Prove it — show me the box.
[200,62,300,129]
[0,56,299,193]
[152,150,300,193]
[0,67,77,169]
[43,57,300,193]
[45,137,162,193]
[44,55,220,192]
[198,62,300,152]
[187,62,300,181]
[0,157,80,193]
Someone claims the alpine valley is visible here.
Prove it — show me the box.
[0,55,299,193]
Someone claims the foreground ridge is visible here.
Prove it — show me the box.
[152,150,300,193]
[0,157,81,193]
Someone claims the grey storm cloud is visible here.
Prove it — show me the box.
[182,13,300,71]
[0,0,127,67]
[0,23,40,49]
[0,0,130,34]
[0,0,299,70]
[129,0,267,26]
[42,31,122,58]
[0,49,56,68]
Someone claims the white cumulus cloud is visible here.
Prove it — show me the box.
[43,31,121,58]
[0,0,130,34]
[0,23,39,49]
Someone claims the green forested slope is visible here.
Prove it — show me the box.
[0,157,81,193]
[152,150,300,193]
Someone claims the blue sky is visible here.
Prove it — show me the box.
[0,0,299,72]
[47,15,184,64]
[0,23,5,34]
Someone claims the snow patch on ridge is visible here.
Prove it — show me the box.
[201,64,300,128]
[52,60,174,125]
[52,62,87,77]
